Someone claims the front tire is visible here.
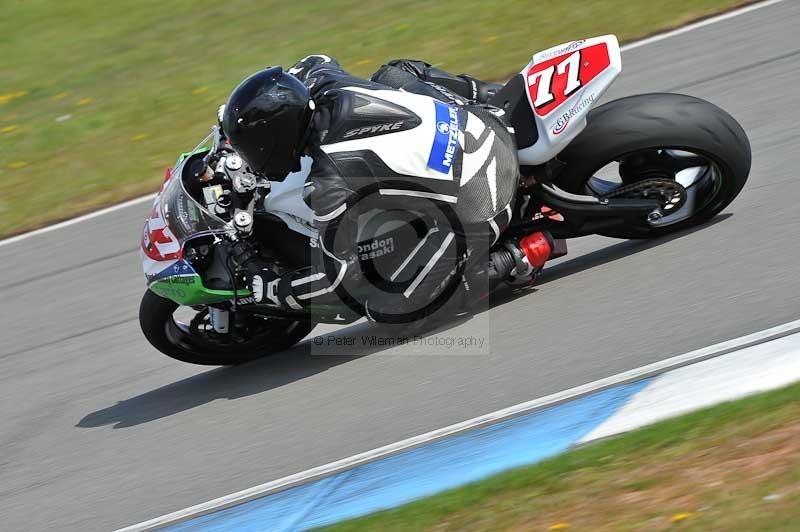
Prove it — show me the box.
[139,290,315,365]
[556,93,751,238]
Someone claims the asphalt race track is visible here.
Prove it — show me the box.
[2,3,799,530]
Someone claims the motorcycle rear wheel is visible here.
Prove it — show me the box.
[139,290,315,365]
[555,93,751,238]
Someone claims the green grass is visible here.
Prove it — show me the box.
[0,0,751,237]
[321,381,800,531]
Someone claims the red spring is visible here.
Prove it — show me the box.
[519,232,552,268]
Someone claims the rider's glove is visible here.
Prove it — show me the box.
[250,269,281,307]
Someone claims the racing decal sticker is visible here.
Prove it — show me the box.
[427,100,460,173]
[551,93,596,135]
[527,42,611,116]
[357,236,396,261]
[141,199,181,261]
[145,259,197,285]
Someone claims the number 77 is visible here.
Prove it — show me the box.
[528,51,583,108]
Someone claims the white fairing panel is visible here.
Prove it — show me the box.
[262,156,317,237]
[517,35,622,165]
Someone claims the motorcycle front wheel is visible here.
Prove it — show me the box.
[556,93,751,238]
[139,290,315,365]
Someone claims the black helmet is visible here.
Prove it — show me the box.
[222,67,314,177]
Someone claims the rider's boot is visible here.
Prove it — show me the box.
[249,252,361,311]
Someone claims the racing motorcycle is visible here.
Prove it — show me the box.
[139,35,751,365]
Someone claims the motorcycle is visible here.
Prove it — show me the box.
[139,35,751,365]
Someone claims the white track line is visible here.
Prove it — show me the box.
[620,0,788,52]
[116,317,800,532]
[1,0,786,250]
[0,194,155,248]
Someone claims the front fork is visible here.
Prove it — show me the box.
[203,158,263,335]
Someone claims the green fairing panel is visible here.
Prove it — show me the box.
[179,149,207,162]
[149,275,250,306]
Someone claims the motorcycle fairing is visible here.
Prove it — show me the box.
[517,35,622,165]
[141,143,247,305]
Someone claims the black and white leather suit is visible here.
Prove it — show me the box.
[262,55,519,322]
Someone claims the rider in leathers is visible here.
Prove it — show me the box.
[222,55,546,323]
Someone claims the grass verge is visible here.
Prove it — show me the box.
[322,381,800,531]
[0,0,753,238]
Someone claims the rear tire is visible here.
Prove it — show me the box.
[139,290,315,365]
[556,93,751,238]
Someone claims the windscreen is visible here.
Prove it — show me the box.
[142,132,231,262]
